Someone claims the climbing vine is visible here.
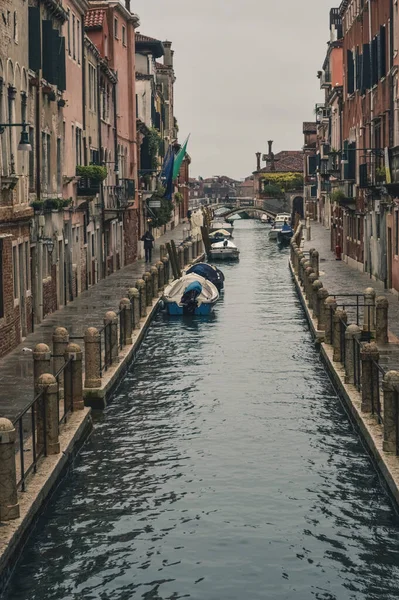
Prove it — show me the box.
[147,128,162,170]
[260,172,303,192]
[147,185,174,228]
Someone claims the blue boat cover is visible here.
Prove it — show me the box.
[282,223,292,232]
[186,263,224,289]
[184,280,203,294]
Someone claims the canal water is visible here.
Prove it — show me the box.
[4,220,399,600]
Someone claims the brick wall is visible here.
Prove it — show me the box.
[123,208,138,265]
[0,237,21,358]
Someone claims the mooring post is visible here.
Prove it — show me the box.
[360,342,379,413]
[33,343,51,392]
[119,298,133,345]
[37,373,60,455]
[156,260,164,290]
[312,280,323,320]
[363,287,376,335]
[136,279,147,318]
[143,272,152,306]
[307,273,317,309]
[311,250,319,279]
[103,311,118,368]
[150,266,159,298]
[64,342,84,410]
[52,327,69,394]
[344,324,362,384]
[84,327,101,388]
[333,309,347,362]
[324,297,337,344]
[382,371,399,453]
[317,288,329,331]
[0,418,19,521]
[376,296,389,345]
[162,256,170,283]
[128,288,141,329]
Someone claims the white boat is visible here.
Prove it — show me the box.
[208,239,240,260]
[269,214,292,239]
[260,214,269,223]
[210,221,234,234]
[162,274,219,315]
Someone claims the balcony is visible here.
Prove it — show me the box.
[77,177,100,197]
[104,179,136,211]
[359,163,387,189]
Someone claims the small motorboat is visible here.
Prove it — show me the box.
[277,223,294,245]
[260,214,270,224]
[185,262,225,291]
[210,221,234,234]
[208,239,240,260]
[209,228,232,242]
[162,274,219,315]
[269,221,284,239]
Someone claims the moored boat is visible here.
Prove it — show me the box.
[162,274,219,315]
[185,263,225,291]
[277,224,294,245]
[210,221,234,234]
[208,239,240,260]
[209,228,232,242]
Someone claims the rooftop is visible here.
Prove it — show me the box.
[135,33,164,58]
[85,8,106,29]
[303,122,317,134]
[258,151,303,174]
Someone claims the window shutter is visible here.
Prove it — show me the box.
[308,155,317,175]
[57,37,66,91]
[355,48,361,91]
[310,185,317,198]
[348,142,356,180]
[42,20,54,82]
[372,37,378,85]
[379,25,386,78]
[362,43,371,91]
[347,50,354,94]
[343,141,349,179]
[28,7,41,71]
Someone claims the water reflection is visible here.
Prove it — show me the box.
[4,220,399,600]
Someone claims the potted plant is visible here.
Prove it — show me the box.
[174,192,184,204]
[30,200,44,212]
[76,165,107,196]
[375,166,386,184]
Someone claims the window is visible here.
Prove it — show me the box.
[75,127,82,166]
[114,18,118,39]
[43,246,51,278]
[46,134,51,191]
[88,63,97,111]
[67,9,71,54]
[13,11,18,43]
[29,127,34,190]
[72,13,76,60]
[122,25,126,45]
[104,34,108,57]
[57,138,62,191]
[41,132,46,189]
[396,211,399,255]
[77,19,80,64]
[12,245,18,300]
[376,212,381,239]
[25,241,30,291]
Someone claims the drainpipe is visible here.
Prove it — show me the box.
[368,0,374,277]
[97,63,105,280]
[82,26,87,163]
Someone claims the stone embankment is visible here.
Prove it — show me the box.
[0,237,204,595]
[290,226,399,507]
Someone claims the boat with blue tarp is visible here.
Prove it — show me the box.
[162,274,219,315]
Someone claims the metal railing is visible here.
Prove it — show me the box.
[370,360,385,425]
[353,337,362,392]
[55,356,74,425]
[13,391,47,492]
[339,315,347,364]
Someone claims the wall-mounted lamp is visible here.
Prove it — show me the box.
[0,122,32,152]
[42,237,54,256]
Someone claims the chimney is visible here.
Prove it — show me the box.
[267,140,275,171]
[163,41,173,67]
[125,0,130,12]
[256,152,261,171]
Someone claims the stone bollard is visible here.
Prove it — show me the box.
[299,257,307,284]
[324,297,337,344]
[0,418,19,521]
[317,288,330,331]
[360,342,380,413]
[136,279,147,318]
[119,298,133,345]
[344,324,362,384]
[37,373,60,455]
[150,266,159,298]
[376,296,389,345]
[64,342,84,410]
[363,287,376,335]
[294,247,301,275]
[162,256,170,284]
[128,287,141,329]
[84,327,101,388]
[143,272,152,306]
[187,241,193,261]
[156,260,164,290]
[103,311,119,368]
[333,309,347,362]
[52,327,69,394]
[33,343,51,392]
[307,273,318,309]
[304,266,314,300]
[312,280,323,320]
[183,243,189,265]
[159,244,165,260]
[311,250,319,278]
[178,246,184,270]
[382,370,399,452]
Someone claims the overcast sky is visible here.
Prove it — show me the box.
[133,0,335,179]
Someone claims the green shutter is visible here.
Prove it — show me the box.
[57,37,66,91]
[28,7,41,71]
[379,26,386,79]
[362,43,371,91]
[42,20,53,82]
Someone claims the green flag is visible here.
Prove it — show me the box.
[172,136,189,180]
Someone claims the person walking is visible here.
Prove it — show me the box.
[141,230,155,263]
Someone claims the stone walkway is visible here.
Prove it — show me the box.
[303,221,399,371]
[0,222,193,422]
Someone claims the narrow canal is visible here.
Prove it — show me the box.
[5,220,399,600]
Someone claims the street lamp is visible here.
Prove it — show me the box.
[0,122,32,152]
[42,238,54,256]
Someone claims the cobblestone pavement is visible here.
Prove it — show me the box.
[303,221,399,371]
[0,222,193,421]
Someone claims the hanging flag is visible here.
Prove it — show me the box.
[172,135,190,180]
[162,145,175,200]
